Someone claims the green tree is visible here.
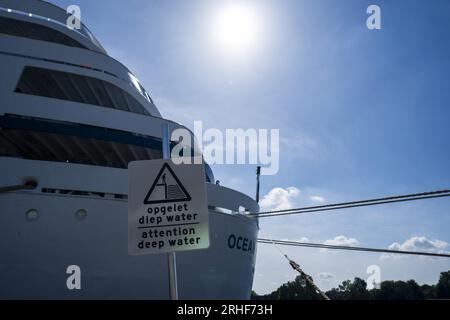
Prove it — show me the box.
[325,277,369,300]
[436,270,450,299]
[371,280,424,300]
[420,284,436,299]
[252,275,322,300]
[250,291,259,300]
[253,269,450,300]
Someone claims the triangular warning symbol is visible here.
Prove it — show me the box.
[143,163,191,204]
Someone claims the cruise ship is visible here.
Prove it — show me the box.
[0,0,259,299]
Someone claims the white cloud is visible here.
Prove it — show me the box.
[389,236,448,252]
[317,272,335,283]
[259,187,300,211]
[324,235,360,247]
[279,237,309,243]
[382,236,449,259]
[297,237,310,243]
[310,195,325,203]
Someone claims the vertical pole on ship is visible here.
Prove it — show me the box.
[255,166,261,203]
[162,123,178,300]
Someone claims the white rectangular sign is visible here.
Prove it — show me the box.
[128,159,210,255]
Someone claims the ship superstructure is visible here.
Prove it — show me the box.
[0,0,258,299]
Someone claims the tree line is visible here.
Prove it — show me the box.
[252,270,450,300]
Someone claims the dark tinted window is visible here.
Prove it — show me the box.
[0,16,87,49]
[15,66,151,116]
[0,114,213,180]
[0,115,161,168]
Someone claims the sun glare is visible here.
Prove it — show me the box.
[211,3,262,57]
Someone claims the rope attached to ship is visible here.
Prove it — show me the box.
[255,189,450,297]
[269,239,330,300]
[258,238,450,258]
[262,236,450,301]
[248,189,450,218]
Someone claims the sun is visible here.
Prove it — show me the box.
[211,3,262,57]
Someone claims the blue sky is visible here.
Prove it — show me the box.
[50,0,450,293]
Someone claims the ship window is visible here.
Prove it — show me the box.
[0,125,215,181]
[15,66,151,116]
[0,114,215,181]
[0,16,88,49]
[0,127,162,169]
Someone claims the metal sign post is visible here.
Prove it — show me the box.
[162,123,178,300]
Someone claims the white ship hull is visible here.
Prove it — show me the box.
[0,158,259,299]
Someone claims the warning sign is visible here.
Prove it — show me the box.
[143,163,191,204]
[128,159,210,255]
